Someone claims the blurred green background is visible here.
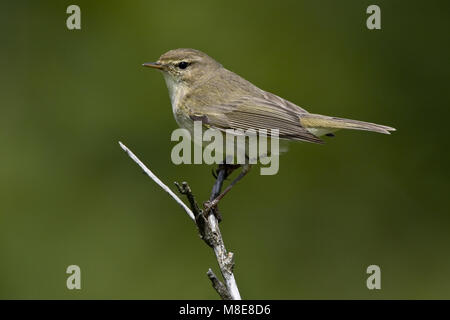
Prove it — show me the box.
[1,0,449,299]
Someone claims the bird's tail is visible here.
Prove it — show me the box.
[299,113,396,136]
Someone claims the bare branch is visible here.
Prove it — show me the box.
[119,141,195,221]
[207,269,232,300]
[119,142,241,300]
[175,175,241,300]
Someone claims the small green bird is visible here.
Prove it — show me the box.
[143,48,395,143]
[143,48,395,204]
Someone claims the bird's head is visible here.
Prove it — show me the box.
[143,48,222,88]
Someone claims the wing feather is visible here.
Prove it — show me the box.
[188,96,323,144]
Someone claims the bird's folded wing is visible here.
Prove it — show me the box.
[188,96,323,144]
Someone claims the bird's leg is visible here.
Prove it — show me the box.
[208,163,240,221]
[211,163,240,180]
[205,164,252,212]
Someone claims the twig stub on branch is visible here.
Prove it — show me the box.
[207,269,232,300]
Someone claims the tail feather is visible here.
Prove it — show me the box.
[300,113,396,135]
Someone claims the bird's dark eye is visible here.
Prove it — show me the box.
[178,61,189,69]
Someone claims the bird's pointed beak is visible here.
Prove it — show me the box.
[142,62,163,70]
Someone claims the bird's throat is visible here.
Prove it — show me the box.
[163,73,186,111]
